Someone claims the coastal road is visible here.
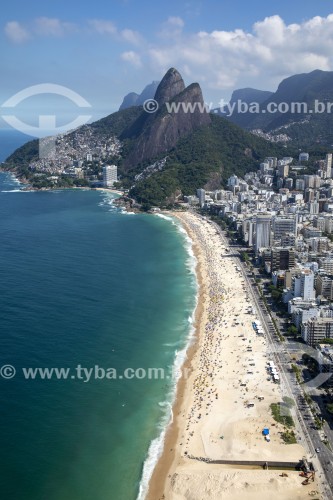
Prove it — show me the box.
[238,260,333,499]
[210,221,333,499]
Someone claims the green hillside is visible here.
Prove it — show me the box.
[129,114,286,207]
[227,70,333,146]
[3,105,288,208]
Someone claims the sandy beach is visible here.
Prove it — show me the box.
[146,211,318,500]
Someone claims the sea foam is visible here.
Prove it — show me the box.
[1,189,23,193]
[154,213,174,222]
[137,217,198,500]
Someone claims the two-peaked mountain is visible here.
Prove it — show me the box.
[120,68,211,168]
[4,67,285,207]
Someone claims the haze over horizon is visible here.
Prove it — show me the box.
[2,0,333,130]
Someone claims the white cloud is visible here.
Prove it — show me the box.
[89,20,143,45]
[120,29,142,45]
[5,12,333,101]
[253,15,286,45]
[159,16,184,38]
[34,17,77,37]
[167,16,184,28]
[121,50,142,67]
[88,19,117,35]
[145,14,333,95]
[4,21,30,43]
[4,17,142,47]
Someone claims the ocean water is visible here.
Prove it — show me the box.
[0,129,34,162]
[0,173,197,500]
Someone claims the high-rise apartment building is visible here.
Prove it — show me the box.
[271,248,296,272]
[273,216,296,242]
[301,318,333,346]
[103,165,117,187]
[255,215,272,254]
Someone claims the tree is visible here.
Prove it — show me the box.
[287,325,298,337]
[241,251,250,263]
[319,338,333,345]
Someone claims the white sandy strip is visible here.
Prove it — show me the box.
[154,212,316,500]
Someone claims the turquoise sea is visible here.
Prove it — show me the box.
[0,172,197,500]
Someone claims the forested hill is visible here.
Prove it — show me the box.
[4,67,288,207]
[128,114,286,207]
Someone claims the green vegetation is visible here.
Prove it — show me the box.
[4,109,287,203]
[314,416,323,430]
[128,114,286,207]
[273,118,333,149]
[228,70,333,148]
[287,325,298,337]
[291,363,301,383]
[3,107,143,190]
[304,392,312,406]
[270,402,295,428]
[240,251,250,263]
[268,284,283,303]
[302,353,320,374]
[280,429,297,444]
[5,139,39,165]
[129,173,181,208]
[319,338,333,345]
[91,106,142,137]
[169,114,284,182]
[327,403,333,414]
[210,216,227,230]
[271,315,285,342]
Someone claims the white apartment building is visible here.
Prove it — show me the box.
[293,271,316,300]
[103,165,117,187]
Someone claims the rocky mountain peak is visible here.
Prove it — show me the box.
[154,68,185,106]
[121,68,210,168]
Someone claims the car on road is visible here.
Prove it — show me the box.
[316,448,320,453]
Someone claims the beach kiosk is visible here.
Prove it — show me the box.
[263,427,270,441]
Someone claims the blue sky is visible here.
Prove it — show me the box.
[1,0,333,133]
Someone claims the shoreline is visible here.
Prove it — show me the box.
[0,172,124,196]
[146,211,312,500]
[144,212,207,500]
[137,212,202,500]
[0,169,124,195]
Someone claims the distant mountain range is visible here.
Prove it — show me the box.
[118,69,333,149]
[224,70,333,146]
[119,81,160,110]
[213,87,273,117]
[229,88,274,105]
